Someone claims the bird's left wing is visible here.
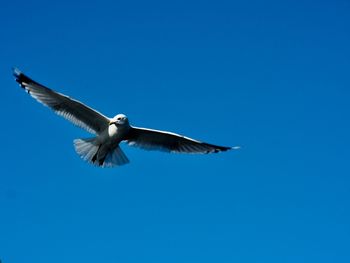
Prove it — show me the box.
[14,69,110,134]
[125,126,236,154]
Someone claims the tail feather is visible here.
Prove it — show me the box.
[74,138,98,161]
[105,146,130,167]
[73,138,129,167]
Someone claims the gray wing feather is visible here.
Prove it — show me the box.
[126,127,233,154]
[14,69,110,134]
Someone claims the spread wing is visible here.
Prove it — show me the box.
[14,68,110,134]
[125,127,235,154]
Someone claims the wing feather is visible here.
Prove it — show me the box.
[14,69,110,134]
[125,126,233,154]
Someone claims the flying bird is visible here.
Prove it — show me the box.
[13,69,239,167]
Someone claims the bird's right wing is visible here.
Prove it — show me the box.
[125,126,235,154]
[14,68,110,134]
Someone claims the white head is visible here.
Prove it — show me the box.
[110,113,129,126]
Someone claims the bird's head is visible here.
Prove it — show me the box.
[110,114,129,126]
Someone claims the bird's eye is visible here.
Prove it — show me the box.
[117,117,121,120]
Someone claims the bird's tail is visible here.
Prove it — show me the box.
[104,145,130,167]
[73,138,129,167]
[74,138,99,165]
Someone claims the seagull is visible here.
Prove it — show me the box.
[13,68,239,167]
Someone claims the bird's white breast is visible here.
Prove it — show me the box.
[108,124,118,137]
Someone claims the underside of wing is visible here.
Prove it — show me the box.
[125,126,233,154]
[14,68,110,134]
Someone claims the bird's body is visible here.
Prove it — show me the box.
[14,69,238,167]
[75,114,132,166]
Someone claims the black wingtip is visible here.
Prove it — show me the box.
[12,68,40,89]
[204,144,236,154]
[13,67,25,87]
[213,145,240,153]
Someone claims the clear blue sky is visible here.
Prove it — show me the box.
[1,0,350,262]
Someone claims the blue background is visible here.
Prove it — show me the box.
[1,0,350,262]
